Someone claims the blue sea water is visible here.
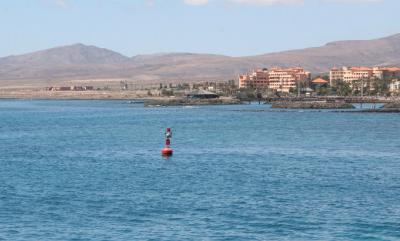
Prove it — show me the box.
[0,100,399,240]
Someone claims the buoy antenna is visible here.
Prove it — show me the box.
[161,128,173,156]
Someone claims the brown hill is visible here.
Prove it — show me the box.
[0,33,399,86]
[249,33,400,72]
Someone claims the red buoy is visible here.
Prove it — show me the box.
[161,128,173,157]
[161,147,173,156]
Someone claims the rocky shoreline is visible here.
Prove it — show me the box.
[271,101,355,109]
[144,97,241,107]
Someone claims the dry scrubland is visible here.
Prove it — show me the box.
[0,90,156,100]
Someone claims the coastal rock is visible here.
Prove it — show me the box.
[144,97,241,107]
[271,101,355,109]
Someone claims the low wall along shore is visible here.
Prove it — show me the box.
[359,102,400,113]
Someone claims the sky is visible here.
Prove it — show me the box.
[0,0,399,57]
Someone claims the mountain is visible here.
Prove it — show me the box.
[0,44,131,84]
[0,43,129,65]
[1,33,400,86]
[248,33,400,72]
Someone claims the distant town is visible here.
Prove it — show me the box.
[238,66,400,97]
[42,66,400,99]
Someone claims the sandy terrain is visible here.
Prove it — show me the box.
[0,89,156,100]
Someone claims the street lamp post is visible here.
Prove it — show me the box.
[297,79,301,97]
[360,78,364,108]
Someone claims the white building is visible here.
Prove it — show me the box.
[389,79,400,95]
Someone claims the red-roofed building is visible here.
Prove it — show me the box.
[312,78,329,85]
[373,67,400,79]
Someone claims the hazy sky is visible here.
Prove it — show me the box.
[0,0,399,57]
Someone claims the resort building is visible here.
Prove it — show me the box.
[268,67,311,92]
[239,67,311,92]
[330,66,400,85]
[330,67,373,85]
[238,68,269,89]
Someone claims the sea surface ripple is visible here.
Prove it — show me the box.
[0,100,399,240]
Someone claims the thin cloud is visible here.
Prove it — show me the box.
[182,0,384,6]
[55,0,68,8]
[184,0,209,5]
[230,0,304,5]
[182,0,304,5]
[145,0,156,7]
[325,0,383,3]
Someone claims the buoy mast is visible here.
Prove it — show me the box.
[161,128,173,156]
